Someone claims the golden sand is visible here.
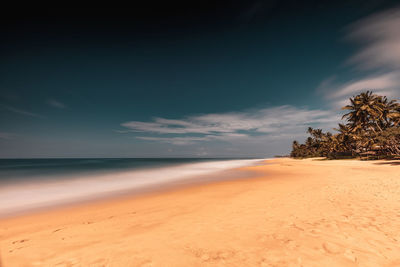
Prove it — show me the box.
[1,158,400,266]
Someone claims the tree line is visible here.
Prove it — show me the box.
[290,91,400,159]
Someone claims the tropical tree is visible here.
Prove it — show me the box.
[342,91,386,133]
[290,91,400,159]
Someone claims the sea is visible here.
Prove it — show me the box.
[0,158,264,217]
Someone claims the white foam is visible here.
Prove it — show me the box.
[0,159,266,217]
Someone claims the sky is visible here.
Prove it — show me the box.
[1,2,400,158]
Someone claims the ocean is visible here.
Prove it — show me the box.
[0,158,264,217]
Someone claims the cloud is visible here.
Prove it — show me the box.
[319,72,400,108]
[113,129,130,134]
[346,7,400,70]
[0,132,14,140]
[1,105,43,118]
[319,6,400,107]
[137,136,213,145]
[47,99,66,109]
[121,105,339,145]
[136,133,249,145]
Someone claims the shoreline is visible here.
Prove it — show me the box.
[0,158,266,219]
[1,158,400,266]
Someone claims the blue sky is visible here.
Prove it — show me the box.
[1,3,400,158]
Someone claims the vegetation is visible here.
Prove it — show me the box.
[290,91,400,160]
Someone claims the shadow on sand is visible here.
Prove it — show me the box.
[374,161,400,166]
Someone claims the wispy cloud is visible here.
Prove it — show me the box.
[319,72,400,108]
[120,105,339,145]
[2,105,43,118]
[0,132,14,140]
[113,129,130,134]
[319,6,400,107]
[47,99,66,109]
[136,133,249,145]
[137,136,213,145]
[346,7,400,71]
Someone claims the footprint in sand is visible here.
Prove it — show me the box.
[12,239,28,244]
[322,242,342,254]
[343,249,357,262]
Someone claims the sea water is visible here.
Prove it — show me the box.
[0,158,264,217]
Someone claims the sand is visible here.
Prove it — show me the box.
[1,158,400,266]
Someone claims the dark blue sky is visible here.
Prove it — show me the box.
[1,2,399,158]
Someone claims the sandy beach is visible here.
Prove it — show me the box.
[1,158,400,266]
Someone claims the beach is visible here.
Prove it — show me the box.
[1,158,400,266]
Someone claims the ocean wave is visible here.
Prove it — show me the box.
[0,159,265,217]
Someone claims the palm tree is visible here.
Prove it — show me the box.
[375,127,400,157]
[290,91,400,159]
[342,91,386,133]
[292,140,299,151]
[334,123,355,153]
[386,98,400,127]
